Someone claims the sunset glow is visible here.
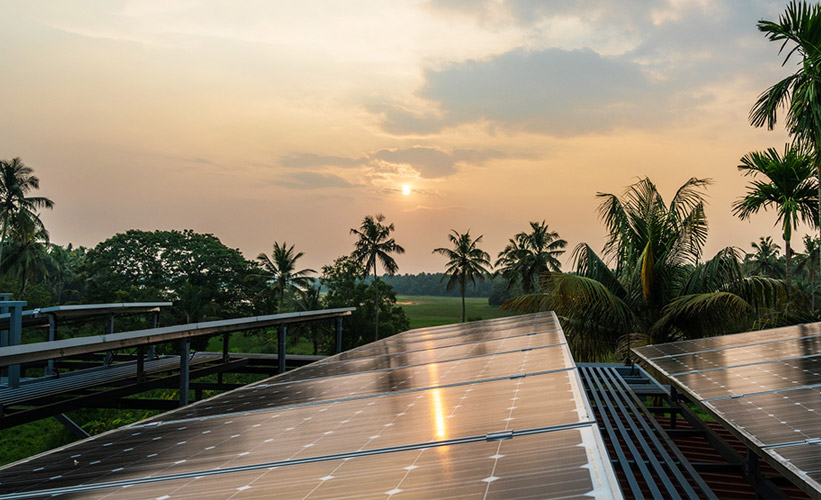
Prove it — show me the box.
[0,1,799,272]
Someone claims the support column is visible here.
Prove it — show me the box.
[278,324,286,373]
[179,338,190,406]
[46,315,57,376]
[136,345,145,382]
[148,311,159,360]
[335,316,343,354]
[0,294,11,382]
[103,313,115,366]
[7,301,26,389]
[222,333,230,362]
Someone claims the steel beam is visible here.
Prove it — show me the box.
[278,324,286,373]
[335,316,343,354]
[179,338,190,406]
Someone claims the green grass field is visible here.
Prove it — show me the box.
[397,295,516,329]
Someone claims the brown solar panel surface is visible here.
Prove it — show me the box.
[633,322,821,498]
[0,313,621,499]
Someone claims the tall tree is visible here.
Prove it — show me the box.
[1,221,52,295]
[0,158,54,273]
[256,241,316,313]
[350,214,405,341]
[505,178,787,360]
[733,145,818,306]
[750,1,821,290]
[433,230,493,322]
[745,236,783,277]
[795,234,821,309]
[496,220,566,293]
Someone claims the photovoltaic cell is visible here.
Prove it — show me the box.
[632,322,821,359]
[0,312,621,499]
[645,335,821,375]
[671,354,821,400]
[44,427,615,500]
[0,370,590,495]
[160,344,573,421]
[632,322,821,498]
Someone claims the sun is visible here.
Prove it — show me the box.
[402,185,411,196]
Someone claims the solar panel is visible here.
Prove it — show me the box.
[0,313,621,499]
[632,321,821,498]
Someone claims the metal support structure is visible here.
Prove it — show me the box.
[335,316,343,354]
[179,338,190,406]
[136,346,145,382]
[103,313,115,366]
[54,413,90,439]
[148,311,159,360]
[0,294,11,381]
[278,324,286,373]
[5,301,26,389]
[222,333,230,362]
[46,315,57,377]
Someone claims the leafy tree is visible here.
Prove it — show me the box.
[733,145,818,306]
[294,285,330,355]
[0,158,54,271]
[82,229,259,324]
[504,178,788,360]
[745,236,783,277]
[433,230,493,322]
[256,241,315,313]
[322,256,409,349]
[751,1,821,285]
[45,244,87,304]
[496,220,566,293]
[350,214,405,340]
[795,234,821,309]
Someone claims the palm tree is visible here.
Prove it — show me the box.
[751,2,821,288]
[745,236,783,277]
[1,220,52,295]
[733,145,818,306]
[350,214,405,340]
[504,177,787,360]
[795,234,821,309]
[433,230,493,322]
[256,241,316,313]
[496,221,566,293]
[0,158,54,271]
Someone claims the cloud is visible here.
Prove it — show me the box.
[378,47,656,136]
[281,147,507,179]
[278,171,354,190]
[279,153,365,168]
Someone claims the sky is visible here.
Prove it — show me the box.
[0,0,807,274]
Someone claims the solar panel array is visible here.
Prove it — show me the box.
[0,312,621,499]
[633,322,821,498]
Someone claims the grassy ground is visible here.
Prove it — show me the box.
[397,295,515,329]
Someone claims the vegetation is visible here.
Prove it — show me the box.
[733,145,818,306]
[398,295,514,329]
[495,220,566,293]
[350,214,405,341]
[256,241,316,312]
[433,230,493,322]
[504,178,789,360]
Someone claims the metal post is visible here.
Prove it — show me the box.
[0,295,10,381]
[46,315,57,376]
[670,386,678,429]
[136,345,145,382]
[278,324,286,373]
[103,313,115,366]
[7,301,26,389]
[335,316,343,354]
[222,333,230,362]
[148,311,159,360]
[179,338,190,406]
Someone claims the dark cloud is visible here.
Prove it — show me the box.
[379,47,655,136]
[279,153,365,168]
[278,171,353,190]
[390,0,790,136]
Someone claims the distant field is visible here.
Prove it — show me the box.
[397,295,516,329]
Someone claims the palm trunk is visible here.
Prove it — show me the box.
[0,220,7,280]
[374,261,379,342]
[811,266,816,311]
[786,237,792,309]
